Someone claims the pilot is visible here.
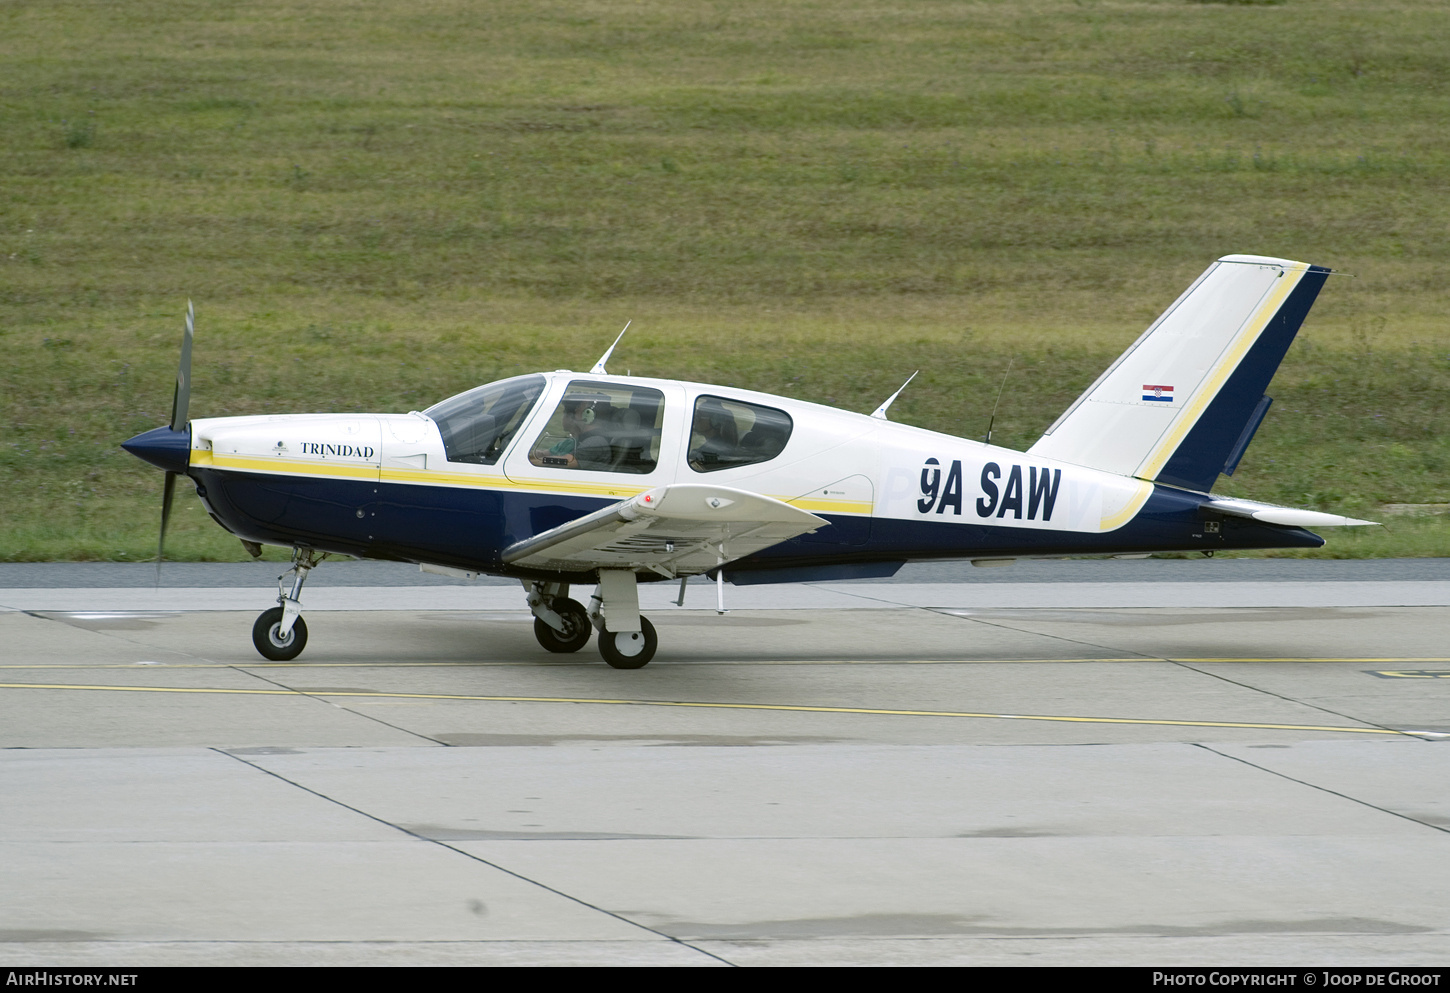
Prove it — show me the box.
[546,396,611,469]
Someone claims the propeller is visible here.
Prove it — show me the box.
[171,301,193,434]
[156,302,194,581]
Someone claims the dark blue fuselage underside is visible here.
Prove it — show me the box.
[191,468,1323,583]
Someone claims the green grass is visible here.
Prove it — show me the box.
[2,0,1448,560]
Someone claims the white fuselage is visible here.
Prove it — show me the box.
[189,371,1152,547]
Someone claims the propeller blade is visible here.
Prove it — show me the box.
[157,470,177,584]
[170,301,194,433]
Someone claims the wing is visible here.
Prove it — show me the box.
[501,483,826,576]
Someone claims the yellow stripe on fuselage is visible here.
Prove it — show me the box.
[788,497,874,515]
[193,451,874,515]
[1100,479,1153,531]
[378,465,525,488]
[378,465,650,498]
[195,451,656,502]
[190,450,378,480]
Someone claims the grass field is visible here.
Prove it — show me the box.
[2,0,1447,561]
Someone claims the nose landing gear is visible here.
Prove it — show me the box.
[251,548,327,661]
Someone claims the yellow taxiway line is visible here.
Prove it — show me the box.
[0,681,1441,737]
[3,657,1450,670]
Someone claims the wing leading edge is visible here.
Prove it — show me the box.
[501,484,826,576]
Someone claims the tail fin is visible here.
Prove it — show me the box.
[1027,254,1330,492]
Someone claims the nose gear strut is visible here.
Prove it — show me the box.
[251,547,328,661]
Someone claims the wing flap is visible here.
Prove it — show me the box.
[502,484,826,574]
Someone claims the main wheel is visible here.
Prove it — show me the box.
[252,606,308,661]
[533,598,591,654]
[598,616,657,669]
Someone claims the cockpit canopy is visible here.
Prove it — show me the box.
[424,373,796,474]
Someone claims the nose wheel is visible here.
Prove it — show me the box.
[252,607,309,661]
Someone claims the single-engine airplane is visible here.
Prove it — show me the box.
[122,254,1374,668]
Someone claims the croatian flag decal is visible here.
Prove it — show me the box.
[1142,384,1174,402]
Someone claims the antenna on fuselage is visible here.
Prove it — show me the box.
[870,371,918,420]
[590,321,631,375]
[983,357,1015,446]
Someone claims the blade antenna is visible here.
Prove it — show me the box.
[590,321,631,375]
[870,371,918,420]
[983,357,1014,446]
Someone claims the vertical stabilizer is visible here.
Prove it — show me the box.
[1027,255,1330,492]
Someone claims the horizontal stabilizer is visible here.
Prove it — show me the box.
[1205,497,1378,528]
[502,483,825,574]
[1029,255,1331,492]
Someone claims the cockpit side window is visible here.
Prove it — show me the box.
[527,381,665,474]
[424,375,546,465]
[688,396,793,473]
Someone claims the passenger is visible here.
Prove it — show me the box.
[740,420,788,459]
[691,401,740,469]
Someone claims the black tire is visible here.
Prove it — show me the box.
[533,598,591,654]
[598,615,657,670]
[252,606,308,661]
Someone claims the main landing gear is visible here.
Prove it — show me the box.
[251,548,327,661]
[525,570,658,669]
[525,581,591,654]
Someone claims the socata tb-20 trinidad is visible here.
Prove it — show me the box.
[122,254,1372,668]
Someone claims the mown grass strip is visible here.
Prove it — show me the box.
[3,1,1447,560]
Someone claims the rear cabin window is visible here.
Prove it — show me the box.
[527,381,665,474]
[688,396,793,473]
[424,375,546,466]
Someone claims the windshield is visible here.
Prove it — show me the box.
[424,374,546,465]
